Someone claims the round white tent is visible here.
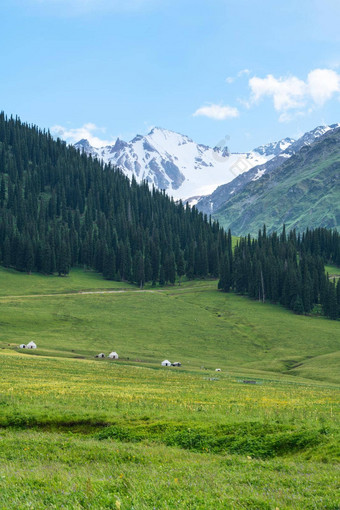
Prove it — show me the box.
[161,360,171,366]
[96,353,105,358]
[26,341,37,349]
[108,352,119,359]
[19,344,26,349]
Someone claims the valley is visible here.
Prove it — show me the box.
[2,1,340,508]
[0,268,339,509]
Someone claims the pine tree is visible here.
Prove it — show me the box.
[159,265,165,286]
[327,281,338,320]
[57,242,70,276]
[133,250,145,289]
[176,249,185,285]
[218,253,231,292]
[292,295,304,315]
[24,241,34,274]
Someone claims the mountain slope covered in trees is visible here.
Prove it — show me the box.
[219,226,340,320]
[214,128,340,235]
[0,113,229,286]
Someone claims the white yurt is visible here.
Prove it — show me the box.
[26,341,37,349]
[19,344,26,349]
[215,368,221,372]
[108,352,119,359]
[161,360,171,366]
[96,353,105,358]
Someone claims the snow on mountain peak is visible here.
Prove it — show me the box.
[73,123,340,202]
[74,127,273,200]
[75,138,92,149]
[253,137,295,157]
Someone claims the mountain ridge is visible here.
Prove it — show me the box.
[193,124,340,215]
[74,124,339,207]
[214,126,340,235]
[74,127,281,200]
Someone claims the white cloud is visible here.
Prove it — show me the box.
[226,68,250,84]
[307,68,340,105]
[193,104,239,120]
[237,68,250,77]
[278,111,306,123]
[248,68,340,121]
[51,123,116,147]
[249,74,307,111]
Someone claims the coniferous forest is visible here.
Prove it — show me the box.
[0,113,229,286]
[0,113,339,320]
[219,226,340,320]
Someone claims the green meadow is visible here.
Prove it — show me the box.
[0,268,339,509]
[325,264,340,280]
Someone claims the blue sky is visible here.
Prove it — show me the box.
[2,0,340,151]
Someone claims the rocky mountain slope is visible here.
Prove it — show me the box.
[194,124,339,215]
[74,128,277,200]
[214,127,340,235]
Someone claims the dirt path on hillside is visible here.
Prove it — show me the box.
[0,289,153,299]
[0,285,214,300]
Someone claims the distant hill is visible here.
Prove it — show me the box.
[194,124,340,216]
[213,126,340,235]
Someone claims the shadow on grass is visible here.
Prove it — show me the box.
[0,411,330,459]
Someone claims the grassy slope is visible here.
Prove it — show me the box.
[325,263,340,280]
[0,266,133,296]
[0,349,339,509]
[215,132,340,235]
[0,268,339,383]
[0,268,339,509]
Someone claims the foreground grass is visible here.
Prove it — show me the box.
[0,351,339,509]
[1,429,339,510]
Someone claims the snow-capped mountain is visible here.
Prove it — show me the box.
[193,124,340,214]
[212,125,340,235]
[74,124,340,204]
[74,128,276,201]
[253,137,295,157]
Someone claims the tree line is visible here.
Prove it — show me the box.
[0,113,230,286]
[219,225,340,320]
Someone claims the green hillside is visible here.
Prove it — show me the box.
[215,128,340,235]
[1,268,339,382]
[0,269,339,509]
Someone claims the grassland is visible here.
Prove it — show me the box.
[0,266,133,296]
[0,268,339,509]
[325,264,340,280]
